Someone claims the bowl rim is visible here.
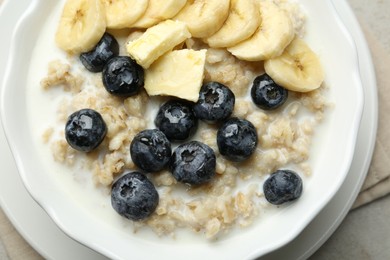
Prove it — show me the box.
[0,0,364,259]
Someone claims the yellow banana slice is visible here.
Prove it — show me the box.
[55,0,106,53]
[174,0,231,38]
[264,38,324,92]
[102,0,149,29]
[227,0,294,61]
[204,0,261,48]
[132,0,187,28]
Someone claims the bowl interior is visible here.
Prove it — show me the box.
[1,0,363,259]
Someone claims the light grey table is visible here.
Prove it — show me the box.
[312,196,390,259]
[1,0,390,259]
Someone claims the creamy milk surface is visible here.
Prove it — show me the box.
[25,0,330,245]
[25,1,179,242]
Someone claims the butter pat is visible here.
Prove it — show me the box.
[144,49,207,102]
[126,20,191,69]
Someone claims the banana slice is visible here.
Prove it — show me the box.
[227,1,294,61]
[145,49,207,102]
[126,20,191,69]
[55,0,106,53]
[174,0,230,38]
[264,38,324,92]
[102,0,149,29]
[132,0,186,28]
[204,0,261,48]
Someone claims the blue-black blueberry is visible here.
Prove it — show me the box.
[111,172,159,221]
[217,117,258,162]
[130,129,172,172]
[65,108,107,152]
[79,33,119,72]
[170,141,216,185]
[102,56,144,97]
[193,81,235,123]
[263,170,303,205]
[251,74,288,110]
[154,100,198,142]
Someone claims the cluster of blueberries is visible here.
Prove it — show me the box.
[64,33,303,221]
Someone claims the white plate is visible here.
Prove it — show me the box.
[0,0,373,259]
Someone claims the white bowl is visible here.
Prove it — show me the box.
[1,0,363,259]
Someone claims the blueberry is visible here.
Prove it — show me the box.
[193,82,235,123]
[217,118,258,162]
[251,74,288,110]
[111,172,159,221]
[65,109,107,152]
[263,170,303,205]
[170,141,216,185]
[102,56,144,97]
[130,129,171,172]
[80,33,119,72]
[154,100,198,142]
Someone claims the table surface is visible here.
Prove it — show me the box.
[1,0,390,259]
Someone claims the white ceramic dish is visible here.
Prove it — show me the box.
[0,14,375,258]
[0,0,364,259]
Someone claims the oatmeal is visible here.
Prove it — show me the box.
[40,0,328,239]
